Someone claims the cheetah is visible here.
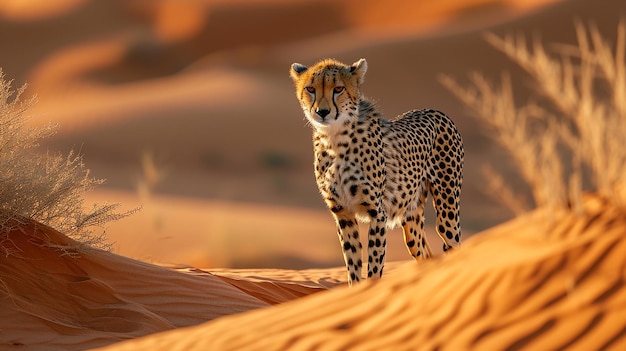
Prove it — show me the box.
[290,58,464,286]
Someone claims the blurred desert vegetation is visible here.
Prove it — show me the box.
[0,72,136,252]
[0,0,624,267]
[442,20,626,216]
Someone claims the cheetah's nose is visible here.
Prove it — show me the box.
[316,108,331,118]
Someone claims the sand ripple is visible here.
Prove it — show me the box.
[2,196,625,350]
[0,216,268,350]
[98,196,626,350]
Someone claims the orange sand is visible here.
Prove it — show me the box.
[97,196,626,350]
[1,196,625,350]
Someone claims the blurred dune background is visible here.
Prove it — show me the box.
[1,0,624,269]
[2,1,626,350]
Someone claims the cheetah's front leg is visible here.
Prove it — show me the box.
[333,213,363,286]
[366,206,387,279]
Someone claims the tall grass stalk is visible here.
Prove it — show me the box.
[441,21,626,213]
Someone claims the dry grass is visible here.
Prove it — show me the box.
[0,69,137,252]
[441,20,626,214]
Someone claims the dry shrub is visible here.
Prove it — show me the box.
[0,70,137,251]
[441,20,626,214]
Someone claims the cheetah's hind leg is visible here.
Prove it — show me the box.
[429,179,462,252]
[402,187,432,261]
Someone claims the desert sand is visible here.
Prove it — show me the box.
[94,195,626,351]
[2,0,626,350]
[0,212,334,350]
[2,195,625,350]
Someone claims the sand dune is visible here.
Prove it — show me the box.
[0,213,325,350]
[93,195,626,350]
[3,195,625,350]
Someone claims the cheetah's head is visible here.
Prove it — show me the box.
[290,58,367,132]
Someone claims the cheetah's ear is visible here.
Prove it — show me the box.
[290,63,308,81]
[350,58,368,84]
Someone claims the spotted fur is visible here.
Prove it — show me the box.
[290,58,464,286]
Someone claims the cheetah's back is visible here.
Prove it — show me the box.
[381,109,464,232]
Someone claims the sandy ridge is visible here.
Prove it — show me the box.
[96,196,626,351]
[0,216,269,350]
[0,212,358,350]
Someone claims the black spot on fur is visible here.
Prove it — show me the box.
[446,230,454,240]
[350,185,358,196]
[331,206,343,213]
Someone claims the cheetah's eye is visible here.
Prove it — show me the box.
[333,86,345,94]
[305,86,315,94]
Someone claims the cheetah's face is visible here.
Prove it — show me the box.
[290,58,367,132]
